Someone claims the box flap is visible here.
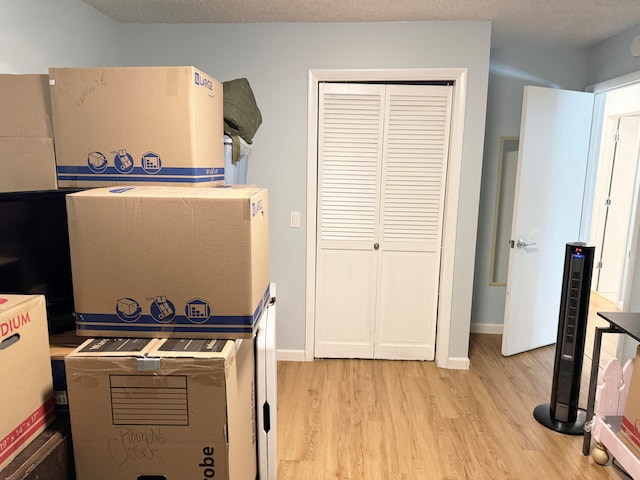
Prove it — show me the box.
[150,338,235,359]
[0,294,42,313]
[68,337,159,357]
[66,185,264,200]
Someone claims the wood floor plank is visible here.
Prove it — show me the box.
[277,333,630,479]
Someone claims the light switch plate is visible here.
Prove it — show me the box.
[290,211,301,228]
[632,35,640,57]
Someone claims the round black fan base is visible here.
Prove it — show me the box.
[533,403,586,435]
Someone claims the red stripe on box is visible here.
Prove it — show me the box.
[0,396,55,465]
[621,416,640,448]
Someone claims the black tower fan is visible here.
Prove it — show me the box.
[534,242,595,435]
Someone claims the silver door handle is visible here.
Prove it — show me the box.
[516,238,536,248]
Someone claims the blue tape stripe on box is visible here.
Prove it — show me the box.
[57,166,225,175]
[77,313,254,326]
[76,287,271,333]
[77,323,254,334]
[57,174,224,183]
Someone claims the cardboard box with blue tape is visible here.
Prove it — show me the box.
[65,186,269,339]
[48,66,225,188]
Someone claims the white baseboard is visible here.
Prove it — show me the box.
[275,350,471,370]
[445,357,470,370]
[470,323,503,335]
[277,349,307,362]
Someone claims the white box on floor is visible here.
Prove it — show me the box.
[256,283,277,480]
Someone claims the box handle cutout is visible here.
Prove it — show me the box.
[0,333,20,351]
[137,476,167,480]
[263,402,271,433]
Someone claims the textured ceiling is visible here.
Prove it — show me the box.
[80,0,640,48]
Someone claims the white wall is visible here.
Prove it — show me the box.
[114,21,491,362]
[5,0,637,365]
[473,25,640,362]
[1,2,492,364]
[587,24,640,86]
[0,0,123,73]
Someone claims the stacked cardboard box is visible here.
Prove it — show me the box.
[2,67,226,191]
[46,66,267,480]
[65,185,270,339]
[0,75,57,192]
[63,185,269,480]
[49,66,225,188]
[0,77,62,474]
[3,66,259,479]
[0,295,56,472]
[65,337,256,480]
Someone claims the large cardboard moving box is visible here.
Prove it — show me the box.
[49,66,224,188]
[66,186,270,338]
[65,337,256,480]
[0,295,56,471]
[621,346,640,451]
[0,75,57,192]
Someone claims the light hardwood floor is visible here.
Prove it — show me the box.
[277,326,628,479]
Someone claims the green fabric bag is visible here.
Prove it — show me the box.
[223,78,262,163]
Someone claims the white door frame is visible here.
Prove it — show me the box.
[590,114,640,309]
[583,71,640,362]
[587,72,640,313]
[305,68,468,368]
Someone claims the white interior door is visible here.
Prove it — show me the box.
[315,83,451,360]
[502,86,595,357]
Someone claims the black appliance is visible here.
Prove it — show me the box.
[0,189,82,334]
[534,242,595,435]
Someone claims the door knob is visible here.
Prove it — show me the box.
[516,238,537,248]
[374,243,380,250]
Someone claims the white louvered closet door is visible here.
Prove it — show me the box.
[314,83,452,360]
